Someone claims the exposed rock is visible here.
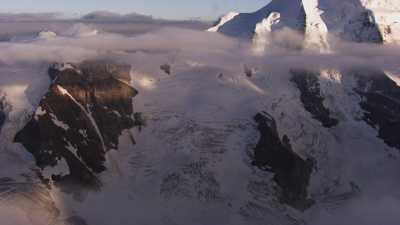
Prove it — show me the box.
[15,61,138,187]
[253,112,314,210]
[0,113,4,130]
[343,10,383,43]
[0,105,6,132]
[160,64,171,75]
[353,69,400,150]
[291,70,339,128]
[244,65,254,78]
[0,95,10,134]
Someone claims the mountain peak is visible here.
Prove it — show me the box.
[209,0,400,52]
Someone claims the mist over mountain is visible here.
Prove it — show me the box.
[0,1,400,225]
[0,12,209,41]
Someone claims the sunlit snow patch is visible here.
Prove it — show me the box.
[386,71,400,86]
[37,31,57,40]
[207,12,239,32]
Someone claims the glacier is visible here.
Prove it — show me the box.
[0,2,399,224]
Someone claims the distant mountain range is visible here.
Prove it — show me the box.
[81,11,154,22]
[0,12,59,22]
[0,11,208,23]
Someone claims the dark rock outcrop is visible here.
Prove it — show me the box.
[160,64,171,75]
[0,112,5,131]
[0,95,10,133]
[0,105,6,132]
[353,70,400,150]
[291,70,339,128]
[253,112,314,210]
[343,10,383,43]
[15,61,138,187]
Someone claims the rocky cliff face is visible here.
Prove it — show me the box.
[0,97,7,133]
[291,70,339,128]
[353,69,400,150]
[253,112,314,210]
[15,61,138,186]
[0,94,11,135]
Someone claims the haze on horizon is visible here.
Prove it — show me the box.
[0,0,269,20]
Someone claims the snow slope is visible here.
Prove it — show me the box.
[207,12,239,32]
[209,0,400,52]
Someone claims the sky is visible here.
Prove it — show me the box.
[1,0,269,20]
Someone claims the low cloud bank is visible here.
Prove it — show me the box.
[0,24,399,75]
[0,13,209,39]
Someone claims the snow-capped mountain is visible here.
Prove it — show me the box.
[209,0,400,52]
[0,2,400,225]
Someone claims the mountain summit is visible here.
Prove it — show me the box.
[210,0,400,52]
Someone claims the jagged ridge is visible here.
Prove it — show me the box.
[209,0,400,52]
[15,61,139,187]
